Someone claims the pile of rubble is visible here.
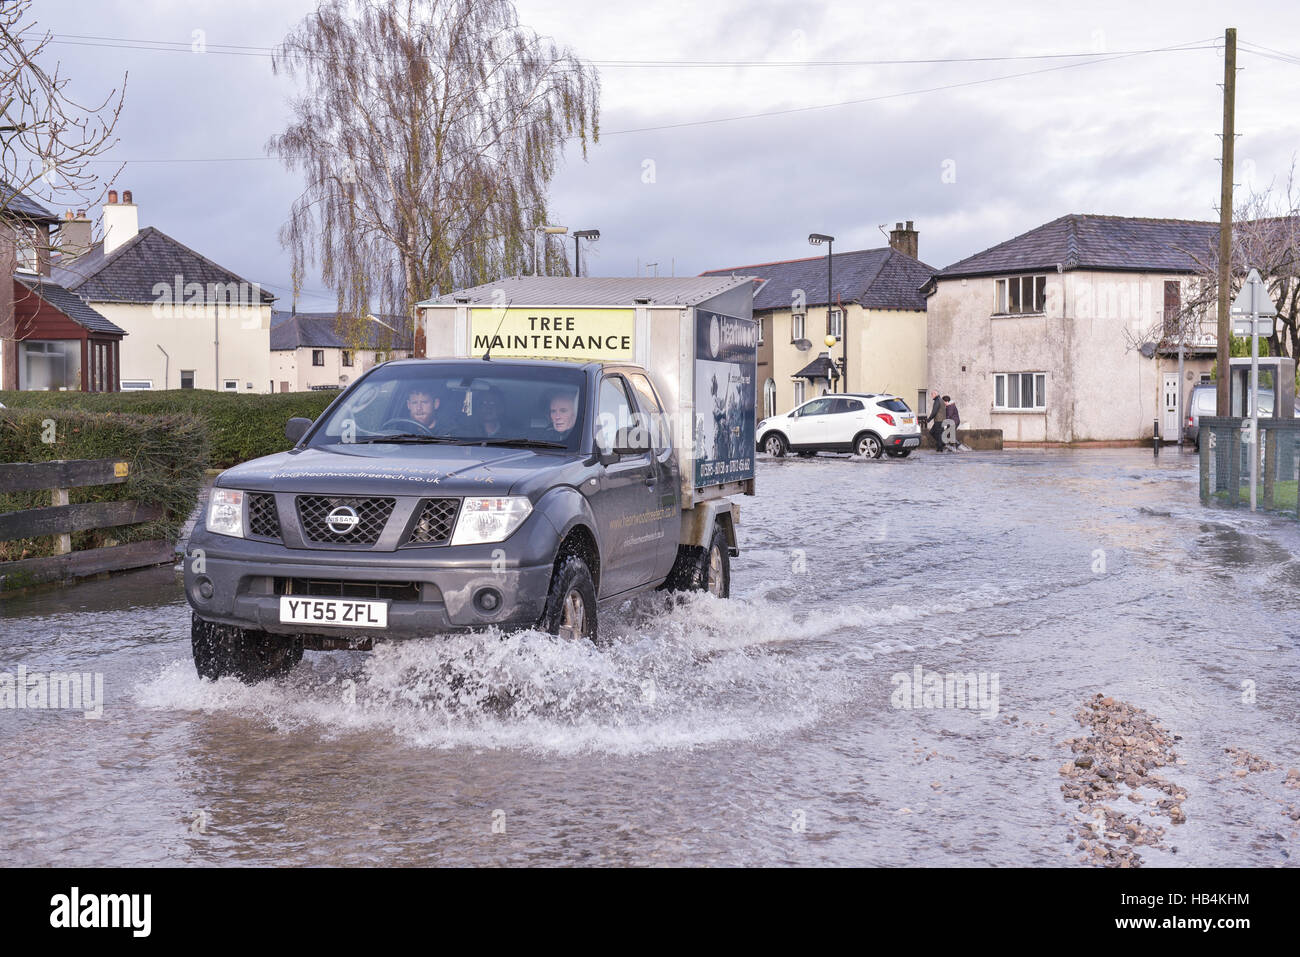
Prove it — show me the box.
[1058,694,1187,868]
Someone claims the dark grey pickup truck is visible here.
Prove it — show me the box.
[185,357,740,681]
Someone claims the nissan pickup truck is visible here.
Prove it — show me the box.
[186,278,758,682]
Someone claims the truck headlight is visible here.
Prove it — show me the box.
[451,496,532,545]
[206,488,245,538]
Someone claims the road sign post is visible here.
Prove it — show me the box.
[1230,268,1278,512]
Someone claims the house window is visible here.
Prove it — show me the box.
[19,340,80,391]
[375,352,386,364]
[994,275,1047,315]
[828,308,843,340]
[994,372,1047,411]
[342,350,353,367]
[791,312,805,341]
[121,379,153,390]
[312,349,325,366]
[756,318,765,345]
[223,379,238,392]
[792,379,806,406]
[180,370,195,389]
[763,378,776,419]
[1163,280,1181,339]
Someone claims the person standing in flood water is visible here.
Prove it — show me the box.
[943,395,961,451]
[928,390,947,452]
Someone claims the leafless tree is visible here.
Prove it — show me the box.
[1183,163,1300,362]
[0,0,125,219]
[267,0,600,349]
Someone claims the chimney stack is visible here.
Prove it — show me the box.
[102,188,138,256]
[889,220,919,260]
[59,208,94,261]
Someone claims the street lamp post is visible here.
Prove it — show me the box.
[809,233,836,391]
[534,225,568,276]
[573,229,600,277]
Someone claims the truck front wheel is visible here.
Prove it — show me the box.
[662,523,730,598]
[539,555,600,645]
[191,612,303,683]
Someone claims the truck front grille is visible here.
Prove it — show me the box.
[247,493,281,539]
[297,495,394,545]
[405,498,460,546]
[273,578,421,602]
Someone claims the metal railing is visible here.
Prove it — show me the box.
[1199,416,1300,518]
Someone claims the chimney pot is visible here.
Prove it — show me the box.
[107,189,118,204]
[123,189,133,204]
[895,222,903,230]
[906,220,914,230]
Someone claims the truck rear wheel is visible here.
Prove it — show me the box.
[662,523,730,598]
[191,612,303,683]
[539,555,600,645]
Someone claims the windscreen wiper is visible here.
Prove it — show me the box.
[351,434,461,444]
[460,437,569,450]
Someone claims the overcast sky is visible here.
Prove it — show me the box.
[27,0,1300,310]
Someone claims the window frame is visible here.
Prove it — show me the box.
[791,311,806,342]
[792,379,806,406]
[828,308,843,340]
[993,371,1047,411]
[180,370,196,390]
[994,275,1048,316]
[311,349,325,367]
[342,350,354,368]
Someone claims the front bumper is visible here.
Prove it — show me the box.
[184,514,561,639]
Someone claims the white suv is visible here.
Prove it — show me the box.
[757,393,922,459]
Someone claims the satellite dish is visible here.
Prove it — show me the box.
[1138,341,1157,359]
[793,338,813,352]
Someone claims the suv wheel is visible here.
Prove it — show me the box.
[763,433,788,457]
[540,555,600,645]
[855,432,883,459]
[191,612,303,683]
[661,523,730,598]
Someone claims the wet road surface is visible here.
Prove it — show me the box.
[2,447,1298,866]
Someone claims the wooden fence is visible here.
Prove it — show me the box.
[0,457,174,591]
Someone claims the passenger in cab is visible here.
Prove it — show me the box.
[536,388,579,444]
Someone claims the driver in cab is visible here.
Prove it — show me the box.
[404,387,442,432]
[536,389,579,444]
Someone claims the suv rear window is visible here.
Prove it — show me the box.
[877,398,910,413]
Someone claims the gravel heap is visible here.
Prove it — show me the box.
[1059,694,1187,868]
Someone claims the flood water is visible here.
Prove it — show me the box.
[2,447,1298,866]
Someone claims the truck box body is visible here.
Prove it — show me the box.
[418,276,759,507]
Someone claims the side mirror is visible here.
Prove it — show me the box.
[613,426,652,455]
[285,417,313,444]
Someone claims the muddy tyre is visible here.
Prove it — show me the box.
[539,555,600,645]
[191,613,303,683]
[661,523,730,598]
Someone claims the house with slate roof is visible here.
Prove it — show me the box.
[922,214,1221,443]
[270,310,413,392]
[51,189,276,392]
[11,272,126,391]
[701,223,936,419]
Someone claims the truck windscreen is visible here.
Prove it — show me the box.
[308,363,588,451]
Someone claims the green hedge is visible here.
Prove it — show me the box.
[0,390,336,469]
[0,408,210,562]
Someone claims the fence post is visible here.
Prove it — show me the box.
[51,486,72,555]
[1227,422,1241,507]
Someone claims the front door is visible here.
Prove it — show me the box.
[1162,373,1180,440]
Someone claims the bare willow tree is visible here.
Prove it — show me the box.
[268,0,600,349]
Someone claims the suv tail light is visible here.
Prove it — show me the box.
[877,413,896,427]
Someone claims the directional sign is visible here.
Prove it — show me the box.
[1231,268,1278,337]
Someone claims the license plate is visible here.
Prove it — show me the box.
[279,596,388,628]
[902,416,915,425]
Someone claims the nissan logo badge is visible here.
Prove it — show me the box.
[326,505,360,534]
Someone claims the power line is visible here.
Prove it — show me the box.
[76,37,1218,162]
[49,32,1218,68]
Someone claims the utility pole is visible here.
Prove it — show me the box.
[1216,27,1236,417]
